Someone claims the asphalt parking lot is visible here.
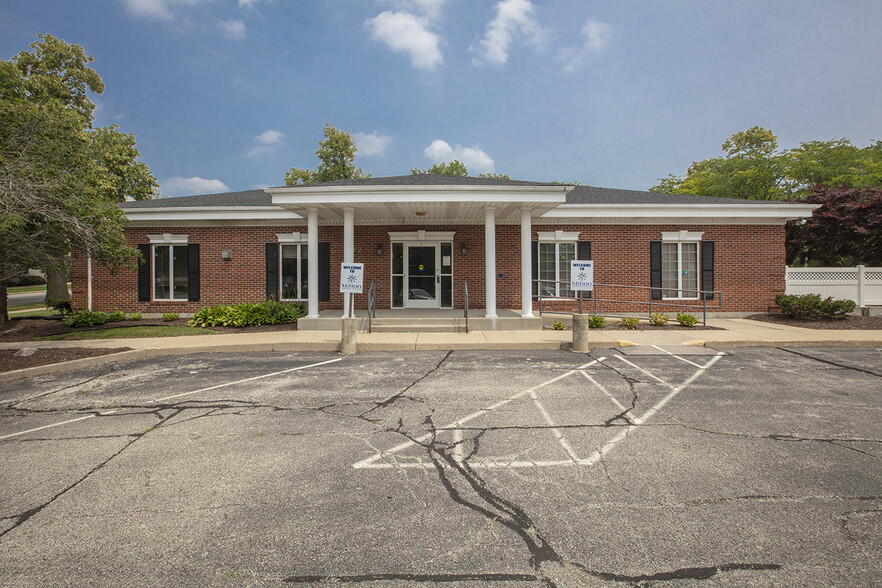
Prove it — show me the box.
[0,346,880,587]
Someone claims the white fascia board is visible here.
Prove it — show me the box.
[541,203,819,220]
[123,207,303,222]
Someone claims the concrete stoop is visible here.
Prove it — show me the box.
[297,310,543,333]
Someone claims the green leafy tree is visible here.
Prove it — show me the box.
[285,123,371,185]
[1,34,155,322]
[411,160,511,179]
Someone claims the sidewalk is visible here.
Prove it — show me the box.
[2,318,880,382]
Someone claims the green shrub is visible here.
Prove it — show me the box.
[45,298,72,316]
[552,321,566,330]
[619,317,639,329]
[775,293,856,320]
[676,313,699,327]
[127,312,142,321]
[64,310,110,328]
[649,312,669,326]
[187,300,306,328]
[588,315,606,328]
[10,274,46,286]
[107,310,127,322]
[162,312,180,322]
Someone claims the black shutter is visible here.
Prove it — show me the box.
[138,244,151,302]
[650,241,662,300]
[578,241,592,299]
[701,241,715,300]
[531,241,538,300]
[266,243,279,300]
[318,242,330,302]
[187,244,200,302]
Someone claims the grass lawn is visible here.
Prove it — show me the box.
[9,309,56,318]
[36,325,219,340]
[8,302,47,311]
[7,285,47,294]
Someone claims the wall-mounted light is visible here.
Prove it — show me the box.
[221,250,233,261]
[376,243,384,256]
[460,242,468,255]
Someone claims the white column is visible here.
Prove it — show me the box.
[342,207,354,318]
[484,206,497,318]
[520,208,533,318]
[307,209,319,318]
[857,265,866,308]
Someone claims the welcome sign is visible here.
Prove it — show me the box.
[570,260,594,291]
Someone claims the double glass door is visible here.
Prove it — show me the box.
[391,242,453,308]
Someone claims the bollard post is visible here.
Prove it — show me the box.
[572,314,591,353]
[340,317,357,355]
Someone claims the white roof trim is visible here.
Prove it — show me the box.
[125,206,303,222]
[541,202,818,220]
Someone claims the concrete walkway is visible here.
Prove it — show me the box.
[1,318,880,382]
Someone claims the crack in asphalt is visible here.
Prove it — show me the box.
[307,352,782,587]
[3,371,109,410]
[780,348,882,378]
[0,407,182,540]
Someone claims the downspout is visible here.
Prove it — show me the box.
[87,252,93,311]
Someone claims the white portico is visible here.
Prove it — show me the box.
[265,180,573,319]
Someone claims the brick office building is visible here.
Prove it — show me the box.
[71,175,816,326]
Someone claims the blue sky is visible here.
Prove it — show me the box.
[3,0,881,196]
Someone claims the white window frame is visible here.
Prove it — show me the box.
[538,231,580,298]
[661,231,702,300]
[278,233,308,301]
[148,234,189,301]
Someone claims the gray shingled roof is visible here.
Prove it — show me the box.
[120,189,273,208]
[120,176,777,209]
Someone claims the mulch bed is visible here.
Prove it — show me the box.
[0,347,132,373]
[746,313,882,330]
[0,317,298,343]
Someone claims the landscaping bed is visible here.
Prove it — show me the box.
[746,313,882,330]
[0,347,132,373]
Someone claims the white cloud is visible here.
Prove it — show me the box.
[246,129,285,157]
[353,132,393,157]
[255,130,285,144]
[558,19,614,73]
[239,0,263,7]
[365,11,443,70]
[379,0,445,19]
[424,140,495,174]
[163,176,230,197]
[119,0,208,22]
[471,0,547,66]
[218,18,247,39]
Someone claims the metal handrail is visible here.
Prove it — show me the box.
[367,280,376,333]
[463,281,469,333]
[535,279,721,326]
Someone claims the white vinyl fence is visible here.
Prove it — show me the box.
[785,266,882,307]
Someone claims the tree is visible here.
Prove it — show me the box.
[411,160,511,179]
[285,123,371,185]
[1,35,155,322]
[786,186,882,266]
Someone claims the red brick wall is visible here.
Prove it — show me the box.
[71,223,785,314]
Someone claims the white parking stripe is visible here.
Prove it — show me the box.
[651,345,705,368]
[150,357,343,403]
[353,359,603,469]
[529,389,580,462]
[0,410,117,441]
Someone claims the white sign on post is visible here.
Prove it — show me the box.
[571,260,594,291]
[340,263,364,294]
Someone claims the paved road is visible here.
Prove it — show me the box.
[0,347,880,586]
[6,291,46,307]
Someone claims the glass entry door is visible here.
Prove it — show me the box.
[406,245,438,308]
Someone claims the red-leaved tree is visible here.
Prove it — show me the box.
[787,185,882,266]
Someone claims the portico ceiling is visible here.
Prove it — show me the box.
[265,185,572,224]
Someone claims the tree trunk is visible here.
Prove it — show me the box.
[45,261,70,302]
[0,281,8,325]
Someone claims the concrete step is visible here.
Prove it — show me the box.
[370,320,465,333]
